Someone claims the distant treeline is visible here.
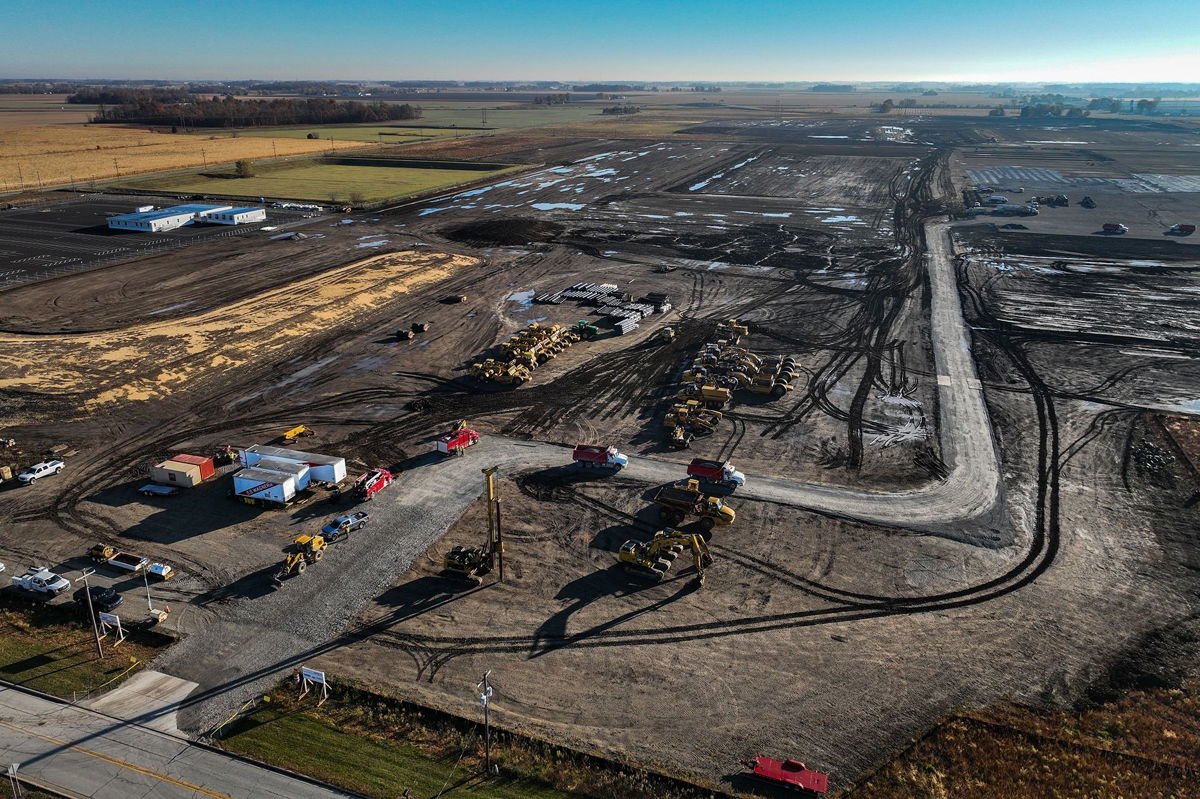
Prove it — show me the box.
[68,88,190,105]
[810,84,855,92]
[601,105,640,115]
[531,93,571,105]
[89,96,422,127]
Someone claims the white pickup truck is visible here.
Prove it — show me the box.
[18,460,64,484]
[11,566,70,595]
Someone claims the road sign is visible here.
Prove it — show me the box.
[98,612,125,646]
[300,667,325,685]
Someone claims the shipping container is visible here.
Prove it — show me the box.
[169,453,215,481]
[149,459,203,488]
[232,467,297,505]
[239,445,346,483]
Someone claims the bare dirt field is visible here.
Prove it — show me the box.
[2,113,1200,796]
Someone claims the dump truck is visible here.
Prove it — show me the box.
[742,756,828,795]
[272,534,327,587]
[572,444,628,471]
[651,479,736,530]
[1168,223,1195,235]
[1103,222,1128,234]
[87,544,150,573]
[1080,196,1096,209]
[436,427,480,456]
[617,530,713,586]
[687,458,745,488]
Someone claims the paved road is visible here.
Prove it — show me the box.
[0,683,354,798]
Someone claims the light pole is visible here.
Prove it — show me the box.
[74,569,104,659]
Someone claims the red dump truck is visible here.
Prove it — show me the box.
[686,458,745,488]
[742,755,828,795]
[1102,222,1128,234]
[1168,224,1195,235]
[572,445,628,470]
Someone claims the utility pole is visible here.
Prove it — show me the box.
[477,671,493,774]
[74,569,103,659]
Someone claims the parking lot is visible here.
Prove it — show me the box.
[0,193,314,286]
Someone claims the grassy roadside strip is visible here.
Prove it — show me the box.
[219,679,732,799]
[0,596,172,699]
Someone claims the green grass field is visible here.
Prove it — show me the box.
[212,106,600,144]
[223,706,570,799]
[231,125,462,143]
[0,608,162,698]
[122,161,521,203]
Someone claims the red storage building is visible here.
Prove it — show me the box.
[169,453,215,481]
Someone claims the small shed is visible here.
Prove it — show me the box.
[150,459,203,488]
[169,453,215,481]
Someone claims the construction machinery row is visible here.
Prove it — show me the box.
[664,319,798,447]
[471,321,598,385]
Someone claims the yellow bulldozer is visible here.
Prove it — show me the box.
[617,530,713,586]
[272,534,327,587]
[283,425,315,442]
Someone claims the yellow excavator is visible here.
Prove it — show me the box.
[617,530,713,586]
[272,534,327,587]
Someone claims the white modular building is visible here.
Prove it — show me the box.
[106,203,266,232]
[106,208,201,232]
[239,444,347,484]
[200,207,268,225]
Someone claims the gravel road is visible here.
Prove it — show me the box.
[145,221,1002,734]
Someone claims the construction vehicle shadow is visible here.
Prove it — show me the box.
[530,572,696,658]
[193,565,279,605]
[87,480,259,544]
[724,772,797,797]
[372,575,483,615]
[396,451,444,472]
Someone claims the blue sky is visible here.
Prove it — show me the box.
[3,0,1197,83]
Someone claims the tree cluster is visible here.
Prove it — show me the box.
[600,105,640,115]
[531,93,571,105]
[90,96,422,127]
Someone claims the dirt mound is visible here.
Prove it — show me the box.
[443,218,564,246]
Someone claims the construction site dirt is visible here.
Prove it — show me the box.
[2,114,1199,794]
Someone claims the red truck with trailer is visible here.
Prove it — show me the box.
[742,755,828,795]
[687,458,745,488]
[572,444,628,470]
[436,427,480,456]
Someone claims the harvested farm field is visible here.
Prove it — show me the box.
[0,124,369,190]
[3,113,1200,797]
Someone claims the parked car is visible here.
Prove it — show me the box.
[73,585,124,614]
[18,460,64,484]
